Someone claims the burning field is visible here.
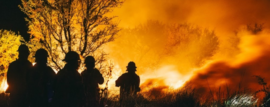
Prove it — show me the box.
[2,0,270,106]
[103,0,270,104]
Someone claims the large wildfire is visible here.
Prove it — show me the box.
[2,0,270,100]
[104,0,270,98]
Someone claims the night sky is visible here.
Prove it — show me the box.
[0,0,29,41]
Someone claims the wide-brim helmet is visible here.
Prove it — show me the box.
[126,61,137,69]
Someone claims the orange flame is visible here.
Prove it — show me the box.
[2,0,270,100]
[0,75,8,93]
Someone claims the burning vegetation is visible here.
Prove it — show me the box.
[1,0,270,106]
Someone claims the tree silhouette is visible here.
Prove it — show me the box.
[166,24,218,66]
[0,30,26,74]
[0,30,27,93]
[115,21,218,72]
[20,0,122,71]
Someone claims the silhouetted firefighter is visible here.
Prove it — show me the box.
[81,56,104,107]
[6,44,32,107]
[28,49,56,107]
[52,51,83,107]
[116,61,141,103]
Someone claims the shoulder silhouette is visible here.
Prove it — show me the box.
[6,44,32,107]
[81,56,104,107]
[28,48,56,107]
[52,51,83,107]
[116,61,140,103]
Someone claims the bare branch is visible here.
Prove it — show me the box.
[22,0,122,71]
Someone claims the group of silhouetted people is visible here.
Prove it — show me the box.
[6,44,140,107]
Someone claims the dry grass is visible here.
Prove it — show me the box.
[1,76,269,107]
[0,89,260,107]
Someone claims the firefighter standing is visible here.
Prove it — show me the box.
[28,49,56,107]
[81,56,104,107]
[52,51,83,107]
[115,61,140,103]
[6,44,32,107]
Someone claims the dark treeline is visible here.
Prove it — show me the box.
[6,44,141,107]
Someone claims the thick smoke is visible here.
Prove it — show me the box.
[187,28,270,96]
[105,21,219,91]
[105,0,270,97]
[110,0,270,29]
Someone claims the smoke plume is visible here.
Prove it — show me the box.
[104,0,270,98]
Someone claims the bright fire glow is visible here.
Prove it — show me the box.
[32,62,36,66]
[2,0,270,100]
[0,76,8,93]
[140,66,192,90]
[3,80,8,91]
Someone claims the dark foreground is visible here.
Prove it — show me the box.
[0,89,265,107]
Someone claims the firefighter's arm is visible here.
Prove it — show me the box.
[136,76,141,92]
[97,71,104,84]
[6,63,15,93]
[115,74,124,87]
[6,63,15,86]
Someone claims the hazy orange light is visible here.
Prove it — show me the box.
[1,0,270,100]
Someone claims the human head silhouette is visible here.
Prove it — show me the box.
[126,61,137,73]
[63,51,81,70]
[84,56,95,69]
[34,49,48,65]
[18,44,30,60]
